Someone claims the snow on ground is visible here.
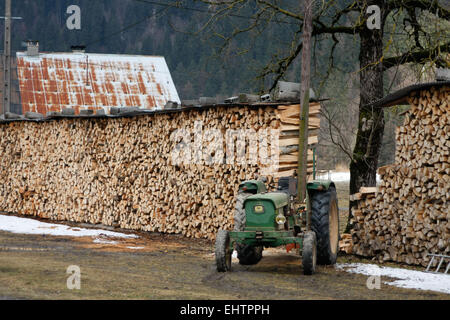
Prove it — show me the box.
[0,214,137,239]
[337,263,450,294]
[93,238,119,245]
[232,251,238,261]
[316,171,381,182]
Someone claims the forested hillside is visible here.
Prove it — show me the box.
[4,0,337,99]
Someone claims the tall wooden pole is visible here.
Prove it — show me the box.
[2,0,11,115]
[297,0,313,204]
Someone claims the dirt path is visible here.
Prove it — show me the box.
[0,230,448,300]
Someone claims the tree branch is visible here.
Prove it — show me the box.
[383,41,450,70]
[387,0,450,20]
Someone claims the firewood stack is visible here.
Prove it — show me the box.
[0,103,320,240]
[351,86,449,266]
[276,103,320,178]
[339,233,353,254]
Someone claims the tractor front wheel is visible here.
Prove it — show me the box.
[215,230,232,272]
[302,231,317,275]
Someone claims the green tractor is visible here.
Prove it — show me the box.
[215,176,339,275]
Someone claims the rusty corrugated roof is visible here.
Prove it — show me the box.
[16,52,180,114]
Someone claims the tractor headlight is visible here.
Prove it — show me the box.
[275,214,286,225]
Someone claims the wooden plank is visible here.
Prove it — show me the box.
[280,116,320,127]
[359,187,377,194]
[279,135,318,147]
[279,152,313,162]
[278,103,321,118]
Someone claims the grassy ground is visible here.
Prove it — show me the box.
[0,228,448,300]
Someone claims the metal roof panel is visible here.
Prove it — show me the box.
[16,52,180,114]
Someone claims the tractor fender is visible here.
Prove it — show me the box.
[307,180,336,192]
[238,180,267,194]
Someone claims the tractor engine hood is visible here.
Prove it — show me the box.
[244,192,289,209]
[243,192,289,230]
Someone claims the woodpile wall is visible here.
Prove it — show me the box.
[0,103,320,240]
[351,86,449,266]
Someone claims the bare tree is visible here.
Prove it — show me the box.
[181,0,449,230]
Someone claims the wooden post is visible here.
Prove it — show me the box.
[297,0,313,204]
[2,0,11,115]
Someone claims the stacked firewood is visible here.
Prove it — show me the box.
[0,103,320,240]
[277,103,320,178]
[351,86,449,266]
[339,233,353,254]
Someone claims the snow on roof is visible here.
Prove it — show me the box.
[16,52,181,114]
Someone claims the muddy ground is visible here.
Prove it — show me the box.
[0,222,448,300]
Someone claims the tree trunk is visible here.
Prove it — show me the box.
[346,1,386,233]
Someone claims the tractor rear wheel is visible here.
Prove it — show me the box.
[310,186,339,265]
[233,192,252,232]
[302,231,317,275]
[233,191,263,265]
[215,230,232,272]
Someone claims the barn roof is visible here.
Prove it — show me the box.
[16,52,180,115]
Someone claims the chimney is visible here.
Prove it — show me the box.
[71,45,86,53]
[26,40,39,56]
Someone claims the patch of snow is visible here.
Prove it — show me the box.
[93,238,119,245]
[316,171,381,182]
[0,214,137,239]
[336,263,450,294]
[126,246,145,250]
